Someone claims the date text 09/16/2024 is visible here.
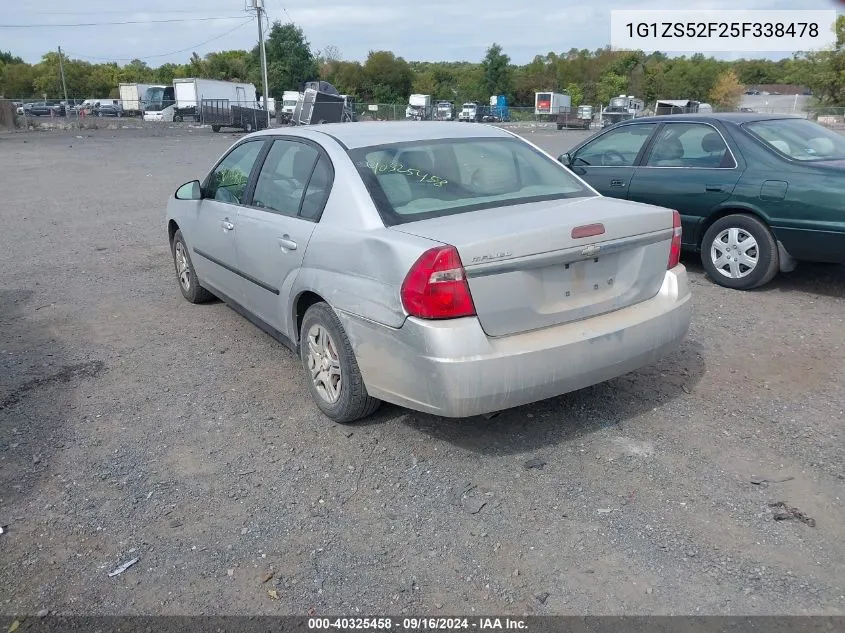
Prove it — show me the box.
[307,617,528,631]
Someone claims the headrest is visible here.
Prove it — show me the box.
[701,132,725,153]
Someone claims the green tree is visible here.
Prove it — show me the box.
[796,15,845,105]
[205,50,253,81]
[0,51,24,65]
[565,83,583,108]
[362,51,413,102]
[154,63,183,85]
[709,69,744,109]
[321,60,364,97]
[1,63,35,97]
[257,21,319,97]
[480,43,512,97]
[596,72,627,104]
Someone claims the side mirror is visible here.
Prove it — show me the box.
[557,152,571,167]
[175,180,202,201]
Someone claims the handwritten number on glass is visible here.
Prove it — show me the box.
[367,161,448,187]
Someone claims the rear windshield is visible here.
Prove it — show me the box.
[743,118,845,162]
[348,137,595,226]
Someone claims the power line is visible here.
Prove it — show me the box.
[63,17,255,62]
[0,16,250,28]
[18,10,228,15]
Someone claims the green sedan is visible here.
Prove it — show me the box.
[558,113,845,290]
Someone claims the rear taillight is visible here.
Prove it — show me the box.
[401,246,476,319]
[668,210,682,269]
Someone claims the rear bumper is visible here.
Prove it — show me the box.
[337,266,693,418]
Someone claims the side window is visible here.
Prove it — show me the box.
[646,123,735,168]
[574,123,658,167]
[252,140,320,216]
[300,156,332,220]
[205,140,264,204]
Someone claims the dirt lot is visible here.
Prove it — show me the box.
[1,125,844,617]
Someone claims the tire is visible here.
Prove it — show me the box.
[211,125,221,133]
[557,124,563,130]
[244,122,253,133]
[299,302,381,423]
[700,213,779,290]
[174,114,183,123]
[171,230,213,304]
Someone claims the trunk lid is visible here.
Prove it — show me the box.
[391,196,675,337]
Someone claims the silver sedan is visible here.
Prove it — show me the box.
[166,122,692,422]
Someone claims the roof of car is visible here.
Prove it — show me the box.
[250,121,512,149]
[617,112,804,125]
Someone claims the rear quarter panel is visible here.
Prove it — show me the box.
[729,127,845,262]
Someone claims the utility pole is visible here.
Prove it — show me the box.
[57,46,68,103]
[252,0,271,128]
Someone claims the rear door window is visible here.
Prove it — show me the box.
[645,123,735,168]
[251,139,320,216]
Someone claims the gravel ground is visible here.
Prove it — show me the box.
[1,125,844,617]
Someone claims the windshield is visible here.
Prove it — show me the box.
[283,100,297,106]
[743,118,845,162]
[348,137,595,226]
[143,87,167,111]
[462,104,475,109]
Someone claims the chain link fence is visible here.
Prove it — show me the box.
[3,97,844,133]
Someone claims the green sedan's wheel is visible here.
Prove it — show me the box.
[300,302,381,423]
[701,214,779,290]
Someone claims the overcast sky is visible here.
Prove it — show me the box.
[2,0,842,67]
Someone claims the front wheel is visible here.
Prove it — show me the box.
[211,125,221,133]
[171,230,213,303]
[299,302,381,423]
[701,214,780,290]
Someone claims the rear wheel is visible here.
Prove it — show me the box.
[211,125,221,133]
[701,214,779,290]
[299,302,381,423]
[244,121,253,133]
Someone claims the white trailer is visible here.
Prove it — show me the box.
[535,91,571,118]
[171,78,258,121]
[405,94,431,120]
[118,83,162,117]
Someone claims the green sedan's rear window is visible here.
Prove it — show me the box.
[744,118,845,162]
[348,137,595,226]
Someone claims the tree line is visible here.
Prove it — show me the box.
[2,16,843,108]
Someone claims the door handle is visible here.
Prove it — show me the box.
[610,179,626,187]
[705,185,724,192]
[278,236,297,251]
[221,219,234,231]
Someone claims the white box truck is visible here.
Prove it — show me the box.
[172,78,259,122]
[405,94,431,120]
[279,90,301,123]
[118,83,162,117]
[535,91,571,120]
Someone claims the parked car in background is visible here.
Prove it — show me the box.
[93,102,124,117]
[558,113,845,290]
[165,122,691,423]
[25,102,64,116]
